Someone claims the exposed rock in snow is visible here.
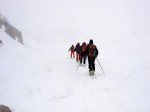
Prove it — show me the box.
[0,13,23,44]
[0,105,12,112]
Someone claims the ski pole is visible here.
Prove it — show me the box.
[97,58,105,75]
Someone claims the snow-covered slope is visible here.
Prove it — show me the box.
[0,0,150,112]
[1,28,150,112]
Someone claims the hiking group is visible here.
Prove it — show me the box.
[68,39,98,76]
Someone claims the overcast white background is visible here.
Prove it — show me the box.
[0,0,150,112]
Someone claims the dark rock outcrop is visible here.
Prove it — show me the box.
[0,105,12,112]
[0,13,23,44]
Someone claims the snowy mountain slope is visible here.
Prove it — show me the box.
[1,0,150,112]
[1,28,150,112]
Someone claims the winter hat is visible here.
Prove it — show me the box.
[89,39,93,45]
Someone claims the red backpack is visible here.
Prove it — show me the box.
[88,44,96,57]
[82,42,86,53]
[71,45,74,51]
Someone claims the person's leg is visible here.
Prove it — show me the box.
[77,53,79,61]
[76,52,78,61]
[80,53,83,64]
[88,57,92,71]
[73,52,75,58]
[83,53,86,64]
[71,51,73,58]
[91,57,95,71]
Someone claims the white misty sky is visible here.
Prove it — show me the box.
[0,0,150,40]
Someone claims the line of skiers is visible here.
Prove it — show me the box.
[68,39,98,75]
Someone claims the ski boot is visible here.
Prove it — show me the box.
[89,70,94,76]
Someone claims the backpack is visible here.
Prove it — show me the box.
[76,43,80,53]
[82,43,86,53]
[71,45,74,51]
[88,44,96,57]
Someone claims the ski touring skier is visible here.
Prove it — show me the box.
[74,42,81,62]
[68,45,75,58]
[86,39,99,75]
[79,42,87,65]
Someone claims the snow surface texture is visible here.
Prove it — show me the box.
[0,0,150,112]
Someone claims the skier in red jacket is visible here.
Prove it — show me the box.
[80,42,87,65]
[85,39,99,75]
[68,45,75,58]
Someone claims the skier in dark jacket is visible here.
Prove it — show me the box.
[74,42,81,62]
[80,42,87,65]
[86,39,98,75]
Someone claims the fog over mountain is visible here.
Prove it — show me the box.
[1,0,149,42]
[0,0,150,112]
